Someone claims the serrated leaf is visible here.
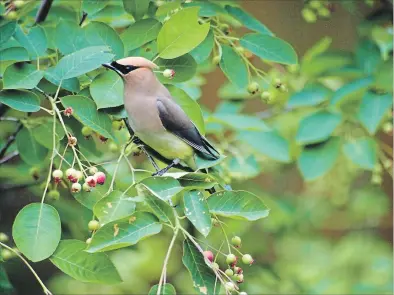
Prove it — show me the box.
[0,90,40,112]
[139,177,183,201]
[182,239,217,295]
[343,138,377,170]
[61,95,114,140]
[0,21,17,46]
[298,138,341,181]
[189,30,214,63]
[357,91,393,135]
[12,203,61,262]
[87,212,162,252]
[330,77,374,106]
[287,84,331,108]
[48,46,114,80]
[157,7,210,59]
[207,190,269,221]
[149,283,176,295]
[184,191,211,237]
[123,0,150,21]
[296,111,342,144]
[219,45,248,89]
[225,5,272,35]
[14,26,47,59]
[167,85,205,134]
[90,71,124,109]
[16,128,48,165]
[50,240,122,284]
[240,33,298,65]
[157,54,197,83]
[93,190,136,225]
[121,18,162,53]
[0,47,29,62]
[3,63,43,90]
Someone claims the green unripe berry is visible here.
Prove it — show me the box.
[279,84,287,92]
[83,182,92,192]
[29,167,40,180]
[88,220,100,231]
[371,174,382,185]
[212,55,221,65]
[0,233,9,243]
[234,273,244,283]
[309,0,322,9]
[226,253,237,265]
[163,69,175,79]
[86,238,92,244]
[225,268,234,277]
[5,11,17,20]
[48,190,60,200]
[231,236,242,247]
[89,166,98,175]
[383,159,392,169]
[219,23,229,32]
[81,126,93,137]
[247,82,259,94]
[302,8,317,23]
[242,254,254,265]
[373,164,383,173]
[382,122,393,133]
[1,249,13,260]
[261,91,271,101]
[14,0,25,8]
[211,262,219,270]
[239,292,248,295]
[109,142,119,153]
[317,7,331,18]
[225,282,235,292]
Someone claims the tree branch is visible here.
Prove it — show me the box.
[35,0,54,24]
[0,122,23,160]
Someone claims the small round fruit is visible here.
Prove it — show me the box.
[317,7,331,18]
[83,182,92,192]
[5,11,18,20]
[71,183,82,193]
[68,136,77,146]
[233,266,243,274]
[29,167,40,180]
[309,0,322,9]
[239,292,248,295]
[48,190,60,200]
[64,107,73,117]
[89,166,98,175]
[225,282,235,292]
[0,233,9,243]
[74,170,83,182]
[383,159,392,169]
[212,55,221,65]
[211,262,219,270]
[94,172,106,185]
[235,273,244,283]
[163,69,175,79]
[247,82,259,94]
[88,220,100,231]
[14,0,26,9]
[261,91,271,101]
[302,8,317,23]
[85,176,97,187]
[66,168,76,181]
[203,250,214,263]
[86,238,92,244]
[109,142,119,153]
[81,126,93,137]
[226,253,237,265]
[231,236,242,247]
[219,23,229,33]
[242,254,254,265]
[279,84,287,92]
[371,174,382,185]
[52,169,63,179]
[374,164,383,173]
[225,268,234,277]
[382,122,393,133]
[1,249,13,260]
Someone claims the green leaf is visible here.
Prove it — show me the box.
[149,283,176,295]
[184,1,226,17]
[85,22,125,59]
[48,46,114,80]
[240,33,298,65]
[182,239,217,295]
[87,212,162,252]
[3,63,43,90]
[167,85,205,134]
[219,45,248,89]
[189,30,214,63]
[343,138,377,170]
[74,184,110,210]
[228,155,260,180]
[144,190,174,222]
[157,54,197,83]
[371,26,393,60]
[0,90,40,112]
[0,21,17,46]
[237,130,291,162]
[16,128,48,165]
[14,26,47,59]
[138,177,183,201]
[156,0,181,16]
[183,191,212,237]
[211,113,269,131]
[93,190,136,225]
[121,18,162,53]
[302,37,332,63]
[225,5,272,35]
[194,154,226,171]
[123,0,150,21]
[207,190,269,221]
[357,91,393,135]
[32,120,65,149]
[44,70,80,92]
[90,71,124,109]
[82,0,109,16]
[172,172,217,190]
[12,203,61,262]
[54,20,86,55]
[330,77,374,106]
[298,138,341,181]
[373,60,393,93]
[296,111,342,145]
[301,52,352,77]
[0,264,13,293]
[61,95,114,140]
[0,47,29,62]
[50,240,122,284]
[157,7,210,59]
[287,84,331,108]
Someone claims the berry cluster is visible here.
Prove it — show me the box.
[3,0,26,20]
[302,0,332,23]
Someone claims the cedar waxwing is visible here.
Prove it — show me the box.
[102,57,220,176]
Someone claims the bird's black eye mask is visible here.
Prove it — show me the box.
[102,61,140,76]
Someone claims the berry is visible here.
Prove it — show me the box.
[86,238,92,244]
[302,8,317,23]
[68,136,77,146]
[225,268,234,277]
[383,159,392,169]
[261,91,271,101]
[5,11,17,20]
[273,78,282,88]
[71,183,82,193]
[279,84,287,92]
[29,167,40,180]
[89,167,98,175]
[85,176,97,187]
[163,69,175,79]
[219,23,230,34]
[14,0,25,9]
[374,164,383,173]
[83,182,92,192]
[1,249,13,260]
[203,250,214,262]
[94,172,106,185]
[48,190,60,200]
[88,220,100,231]
[225,282,235,292]
[234,273,244,283]
[226,254,237,266]
[52,169,63,183]
[66,168,77,181]
[317,7,331,18]
[247,82,259,94]
[309,0,322,9]
[81,126,93,137]
[239,292,248,295]
[109,142,119,153]
[0,233,9,243]
[382,122,393,133]
[233,266,243,274]
[112,120,122,130]
[371,174,382,185]
[74,170,83,182]
[212,55,221,65]
[211,262,219,270]
[231,236,242,247]
[64,107,73,117]
[211,218,220,227]
[242,254,254,265]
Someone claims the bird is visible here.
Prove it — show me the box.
[102,57,221,176]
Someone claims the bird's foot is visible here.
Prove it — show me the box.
[151,159,180,177]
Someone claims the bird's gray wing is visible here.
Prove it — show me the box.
[156,97,219,160]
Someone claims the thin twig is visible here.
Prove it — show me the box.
[0,122,23,160]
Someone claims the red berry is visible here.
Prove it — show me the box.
[234,266,243,274]
[85,176,96,187]
[94,172,106,185]
[64,107,73,117]
[66,168,76,181]
[203,250,214,263]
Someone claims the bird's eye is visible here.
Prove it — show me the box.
[125,66,131,71]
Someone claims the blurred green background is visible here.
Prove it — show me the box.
[1,1,392,294]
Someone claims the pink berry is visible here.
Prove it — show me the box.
[64,107,73,117]
[66,168,76,181]
[203,250,214,263]
[85,176,96,187]
[52,169,63,183]
[94,172,106,185]
[71,183,81,193]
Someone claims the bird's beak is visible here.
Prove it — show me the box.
[102,61,123,77]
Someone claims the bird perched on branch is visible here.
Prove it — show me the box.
[103,57,221,176]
